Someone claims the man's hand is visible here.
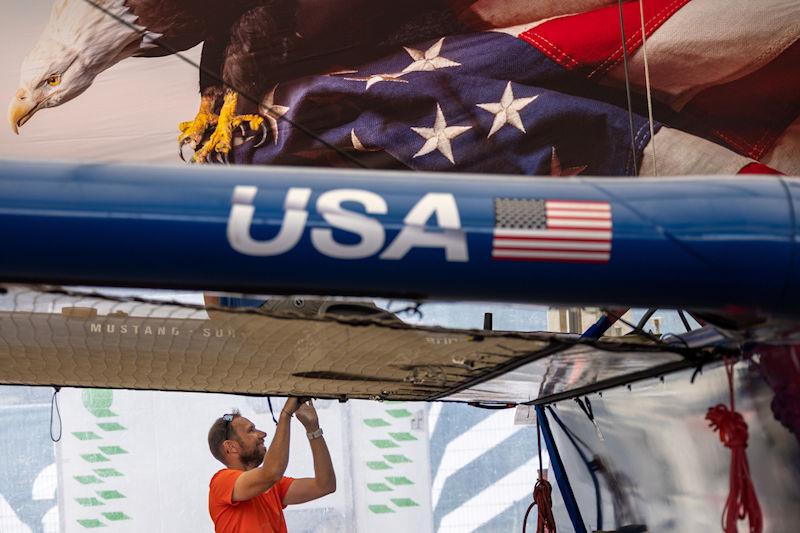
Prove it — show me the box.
[295,399,320,431]
[282,397,301,417]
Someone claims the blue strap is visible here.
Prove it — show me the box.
[218,296,267,308]
[581,314,616,340]
[536,405,587,533]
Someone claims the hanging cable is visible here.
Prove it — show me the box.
[50,386,62,442]
[635,309,657,331]
[637,0,658,176]
[616,0,638,176]
[266,396,279,426]
[677,310,693,332]
[524,416,557,533]
[705,358,763,533]
[601,309,665,346]
[548,406,603,530]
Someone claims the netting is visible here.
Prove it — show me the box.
[0,285,714,403]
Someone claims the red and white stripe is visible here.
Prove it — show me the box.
[492,200,612,263]
[511,0,800,174]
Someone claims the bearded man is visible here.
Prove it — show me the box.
[207,398,335,532]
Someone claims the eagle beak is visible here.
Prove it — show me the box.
[8,88,37,135]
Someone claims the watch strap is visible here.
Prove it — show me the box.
[307,427,323,440]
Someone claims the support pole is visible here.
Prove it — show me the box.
[536,405,587,533]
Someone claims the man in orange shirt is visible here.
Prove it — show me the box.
[207,398,336,532]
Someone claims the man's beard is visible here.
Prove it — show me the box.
[239,443,265,470]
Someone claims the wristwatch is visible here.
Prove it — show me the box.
[307,427,324,440]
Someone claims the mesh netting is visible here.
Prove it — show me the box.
[0,285,699,402]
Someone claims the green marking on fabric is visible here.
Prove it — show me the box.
[389,432,417,441]
[391,498,419,507]
[366,461,391,470]
[74,475,103,485]
[75,497,104,507]
[94,468,123,478]
[98,446,127,455]
[371,439,399,449]
[102,512,130,521]
[90,409,117,418]
[82,390,115,418]
[97,422,126,431]
[385,409,412,418]
[97,490,125,500]
[73,431,101,441]
[77,519,105,528]
[368,504,394,514]
[367,483,393,492]
[386,476,413,486]
[81,454,109,463]
[384,454,412,464]
[363,418,391,427]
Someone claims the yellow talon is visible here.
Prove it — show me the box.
[232,114,264,132]
[193,91,264,162]
[178,93,218,147]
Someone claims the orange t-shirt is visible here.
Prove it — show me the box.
[208,469,294,533]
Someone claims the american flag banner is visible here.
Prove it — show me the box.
[492,199,612,263]
[221,0,798,177]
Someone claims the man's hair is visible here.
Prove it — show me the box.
[208,409,241,465]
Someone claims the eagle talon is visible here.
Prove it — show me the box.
[253,122,268,148]
[179,136,200,163]
[238,121,268,148]
[214,151,229,165]
[190,91,265,163]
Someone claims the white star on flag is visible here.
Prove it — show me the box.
[411,104,472,164]
[402,38,461,73]
[351,129,381,152]
[343,73,408,90]
[476,82,538,138]
[259,85,290,144]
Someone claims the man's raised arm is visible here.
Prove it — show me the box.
[283,399,336,504]
[232,397,300,501]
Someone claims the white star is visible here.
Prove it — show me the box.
[351,129,380,152]
[476,82,538,138]
[259,85,290,144]
[343,72,408,90]
[402,38,461,73]
[411,104,472,165]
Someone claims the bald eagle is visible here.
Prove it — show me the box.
[9,0,470,162]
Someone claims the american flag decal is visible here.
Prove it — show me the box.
[492,198,612,263]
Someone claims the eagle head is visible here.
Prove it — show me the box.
[9,0,151,134]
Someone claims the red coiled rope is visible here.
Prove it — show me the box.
[705,358,763,533]
[523,417,556,533]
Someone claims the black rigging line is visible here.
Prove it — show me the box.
[635,308,657,331]
[80,0,370,169]
[602,308,668,347]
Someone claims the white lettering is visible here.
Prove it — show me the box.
[105,324,115,333]
[227,186,311,256]
[90,324,101,333]
[157,327,166,336]
[311,189,387,259]
[203,328,210,337]
[144,326,152,335]
[380,193,468,262]
[120,325,127,334]
[172,327,180,336]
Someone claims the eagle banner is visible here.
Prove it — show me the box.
[2,0,798,176]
